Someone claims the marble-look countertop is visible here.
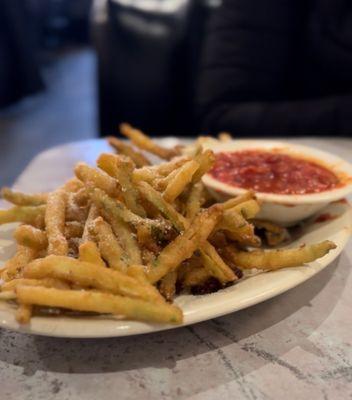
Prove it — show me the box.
[1,138,351,400]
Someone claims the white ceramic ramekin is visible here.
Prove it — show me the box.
[202,140,352,226]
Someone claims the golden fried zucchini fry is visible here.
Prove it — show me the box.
[14,225,47,250]
[74,162,120,198]
[131,157,191,187]
[1,245,37,281]
[82,204,99,243]
[97,153,146,216]
[91,192,142,265]
[109,216,142,265]
[0,291,16,300]
[217,209,261,247]
[16,286,182,324]
[0,205,45,226]
[64,221,84,239]
[65,193,89,223]
[91,217,127,271]
[153,169,179,191]
[24,255,164,303]
[45,189,68,256]
[221,191,255,210]
[159,270,177,301]
[127,265,148,284]
[153,156,191,176]
[147,206,221,284]
[107,136,151,167]
[16,304,32,324]
[192,149,215,183]
[79,241,106,267]
[225,240,336,270]
[182,265,211,287]
[185,182,204,219]
[199,241,237,284]
[230,199,260,219]
[163,160,199,203]
[120,123,178,160]
[1,277,70,291]
[1,187,47,206]
[253,219,290,246]
[92,188,171,245]
[62,178,84,193]
[71,188,89,207]
[137,181,186,232]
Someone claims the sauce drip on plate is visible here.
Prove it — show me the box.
[210,150,339,195]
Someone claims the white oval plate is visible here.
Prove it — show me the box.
[0,141,351,338]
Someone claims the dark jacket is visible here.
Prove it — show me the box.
[197,0,352,136]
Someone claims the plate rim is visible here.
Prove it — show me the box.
[0,203,350,338]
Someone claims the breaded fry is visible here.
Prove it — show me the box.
[127,265,148,284]
[253,219,290,246]
[65,193,89,223]
[217,208,260,246]
[62,178,84,193]
[91,188,171,240]
[185,182,204,219]
[163,160,199,203]
[79,241,106,267]
[107,136,151,167]
[24,255,164,303]
[1,245,37,282]
[1,187,47,206]
[14,225,47,250]
[16,304,32,324]
[147,206,221,284]
[120,123,178,160]
[192,149,215,183]
[45,189,68,256]
[64,221,84,239]
[199,241,236,284]
[1,277,70,291]
[71,188,89,207]
[16,286,182,324]
[97,153,146,216]
[0,205,45,226]
[82,204,99,243]
[221,191,255,210]
[138,181,186,232]
[153,156,191,176]
[224,240,336,270]
[159,270,177,301]
[0,291,17,300]
[182,265,211,287]
[153,168,179,191]
[108,215,142,265]
[91,217,126,271]
[74,162,120,198]
[230,199,260,219]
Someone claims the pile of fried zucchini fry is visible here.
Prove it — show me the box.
[0,124,336,325]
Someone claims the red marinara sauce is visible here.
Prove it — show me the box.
[209,150,340,195]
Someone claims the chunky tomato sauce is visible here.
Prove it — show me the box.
[210,150,339,195]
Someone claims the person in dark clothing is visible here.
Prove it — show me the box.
[197,0,352,136]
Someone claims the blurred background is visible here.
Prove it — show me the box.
[0,0,351,185]
[0,0,217,185]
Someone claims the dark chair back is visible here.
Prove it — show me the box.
[92,0,219,136]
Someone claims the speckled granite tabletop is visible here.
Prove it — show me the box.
[1,139,351,400]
